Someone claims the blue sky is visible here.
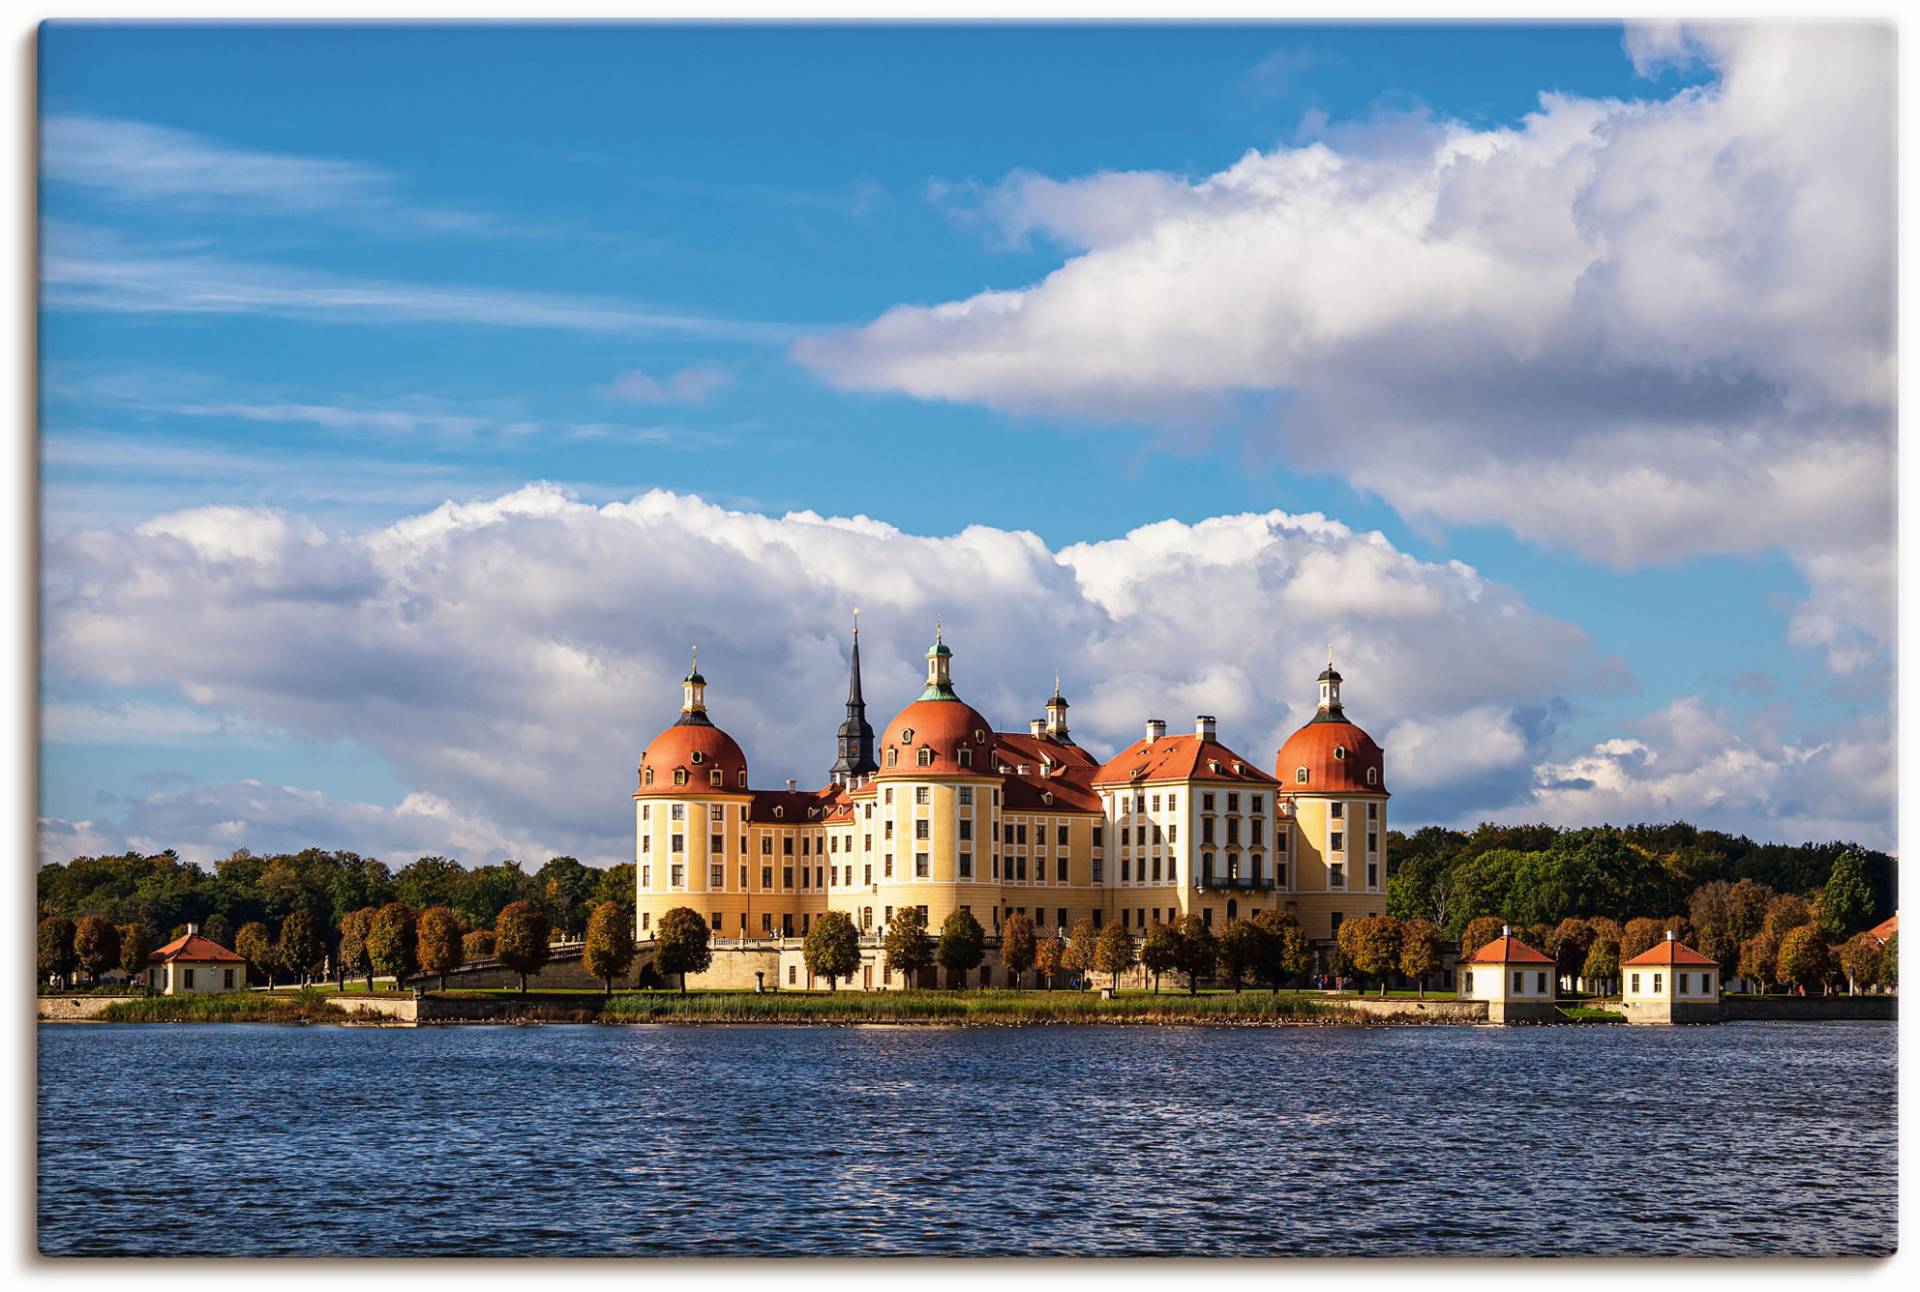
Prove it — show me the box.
[37,22,1895,865]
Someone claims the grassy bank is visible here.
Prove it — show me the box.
[597,988,1356,1025]
[1557,1005,1627,1023]
[95,988,354,1024]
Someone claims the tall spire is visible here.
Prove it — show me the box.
[921,619,956,700]
[831,611,877,784]
[1315,648,1345,722]
[676,645,712,726]
[1044,671,1071,740]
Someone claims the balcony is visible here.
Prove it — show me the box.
[1196,872,1276,892]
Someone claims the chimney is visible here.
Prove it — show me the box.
[186,922,199,936]
[1196,714,1217,740]
[1029,718,1045,737]
[1665,929,1676,941]
[786,778,797,792]
[1017,764,1030,776]
[1501,924,1511,937]
[1145,718,1166,742]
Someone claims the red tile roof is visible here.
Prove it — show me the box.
[1622,937,1718,968]
[1865,914,1898,944]
[875,697,997,778]
[1463,934,1553,965]
[999,767,1102,815]
[991,730,1099,773]
[147,932,246,965]
[1276,717,1387,796]
[637,721,750,798]
[1092,733,1278,789]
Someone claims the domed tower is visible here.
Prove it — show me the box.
[1274,651,1388,941]
[1043,674,1071,742]
[634,648,754,947]
[829,612,877,787]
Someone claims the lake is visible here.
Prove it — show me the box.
[37,1020,1896,1257]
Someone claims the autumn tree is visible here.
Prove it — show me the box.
[1620,917,1668,962]
[1398,918,1443,997]
[1763,893,1814,941]
[1776,924,1834,995]
[1582,936,1620,997]
[496,899,554,994]
[200,913,234,950]
[117,922,150,988]
[1000,913,1037,987]
[234,921,273,987]
[367,901,421,989]
[805,910,863,991]
[881,907,934,987]
[1138,922,1180,993]
[933,908,985,987]
[1460,916,1506,960]
[337,907,376,990]
[1337,914,1401,995]
[1061,918,1100,988]
[1032,935,1065,989]
[1216,918,1265,990]
[1546,918,1594,984]
[38,916,77,988]
[1252,911,1309,991]
[1881,933,1898,990]
[274,909,323,986]
[1818,851,1875,940]
[582,900,636,994]
[1094,922,1137,991]
[463,928,496,960]
[417,906,465,990]
[1837,932,1884,995]
[74,915,121,985]
[1738,930,1780,994]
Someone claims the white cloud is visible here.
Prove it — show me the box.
[41,700,276,748]
[605,365,733,404]
[43,486,1621,865]
[792,24,1894,675]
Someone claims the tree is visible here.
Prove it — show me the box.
[1818,851,1875,940]
[582,900,636,994]
[1138,922,1181,993]
[73,916,120,985]
[805,910,863,990]
[881,907,934,987]
[1460,916,1506,960]
[1252,911,1309,991]
[337,907,376,990]
[462,928,496,960]
[1172,915,1218,994]
[1582,936,1620,997]
[1738,930,1780,994]
[495,900,554,994]
[1216,918,1266,990]
[934,909,985,986]
[1547,917,1595,985]
[417,906,465,990]
[536,856,599,939]
[1763,893,1814,941]
[1398,918,1443,997]
[1000,913,1037,987]
[1338,915,1402,994]
[1881,933,1898,990]
[38,916,77,988]
[1032,935,1065,989]
[200,913,234,950]
[275,909,324,986]
[1061,918,1099,987]
[117,923,150,988]
[1776,924,1834,995]
[1093,923,1137,991]
[366,901,420,989]
[393,856,464,915]
[1620,917,1668,962]
[234,921,273,987]
[1837,932,1884,994]
[1725,877,1775,945]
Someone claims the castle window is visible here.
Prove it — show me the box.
[739,769,748,787]
[1333,746,1347,761]
[916,747,934,767]
[957,748,972,768]
[691,750,703,764]
[710,769,723,786]
[915,786,929,805]
[887,749,898,767]
[975,729,986,742]
[900,728,915,743]
[643,768,654,786]
[913,852,928,878]
[959,787,973,806]
[773,806,783,819]
[673,768,688,786]
[671,804,684,820]
[1366,767,1378,786]
[1296,767,1309,784]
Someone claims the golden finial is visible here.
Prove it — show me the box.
[852,607,860,639]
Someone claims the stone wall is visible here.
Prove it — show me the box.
[1343,996,1488,1023]
[37,995,141,1021]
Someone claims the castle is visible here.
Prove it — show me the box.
[633,624,1388,988]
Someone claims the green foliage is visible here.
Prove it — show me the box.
[1138,922,1181,992]
[581,900,636,993]
[96,987,355,1024]
[1763,893,1814,941]
[1215,918,1265,990]
[1882,932,1898,989]
[1687,881,1744,974]
[881,907,934,984]
[999,913,1037,984]
[1818,850,1875,940]
[934,908,986,981]
[337,907,376,988]
[600,988,1352,1025]
[1171,915,1219,994]
[1093,923,1137,988]
[1546,918,1594,979]
[200,913,234,950]
[417,906,466,989]
[805,910,863,989]
[366,901,421,986]
[116,922,150,981]
[1837,932,1885,993]
[1776,924,1834,993]
[1581,935,1619,990]
[275,909,324,983]
[73,915,121,984]
[594,862,637,917]
[536,856,598,938]
[39,916,77,986]
[393,856,464,915]
[495,900,554,992]
[234,921,273,983]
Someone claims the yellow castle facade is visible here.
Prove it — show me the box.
[633,627,1388,986]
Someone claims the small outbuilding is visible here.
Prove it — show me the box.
[1459,926,1557,1023]
[146,926,247,995]
[1620,931,1722,1024]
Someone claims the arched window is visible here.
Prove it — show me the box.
[1226,899,1238,920]
[673,768,688,786]
[957,747,973,768]
[1295,767,1309,784]
[1366,767,1378,786]
[916,747,934,767]
[643,768,654,787]
[738,769,749,787]
[862,907,873,930]
[705,768,719,786]
[886,749,899,768]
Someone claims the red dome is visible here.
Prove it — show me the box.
[1275,718,1386,795]
[639,721,749,794]
[880,698,994,776]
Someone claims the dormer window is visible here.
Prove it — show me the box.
[1042,792,1054,806]
[887,749,898,768]
[1208,759,1220,773]
[691,750,704,764]
[1366,767,1378,786]
[673,768,688,786]
[709,769,723,787]
[1232,762,1243,775]
[738,770,749,787]
[975,729,986,743]
[1333,746,1347,761]
[958,748,972,768]
[773,806,784,819]
[900,728,915,743]
[1295,767,1309,784]
[916,747,934,767]
[643,768,654,786]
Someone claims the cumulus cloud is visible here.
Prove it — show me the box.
[44,486,1621,866]
[1515,696,1895,849]
[792,24,1894,676]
